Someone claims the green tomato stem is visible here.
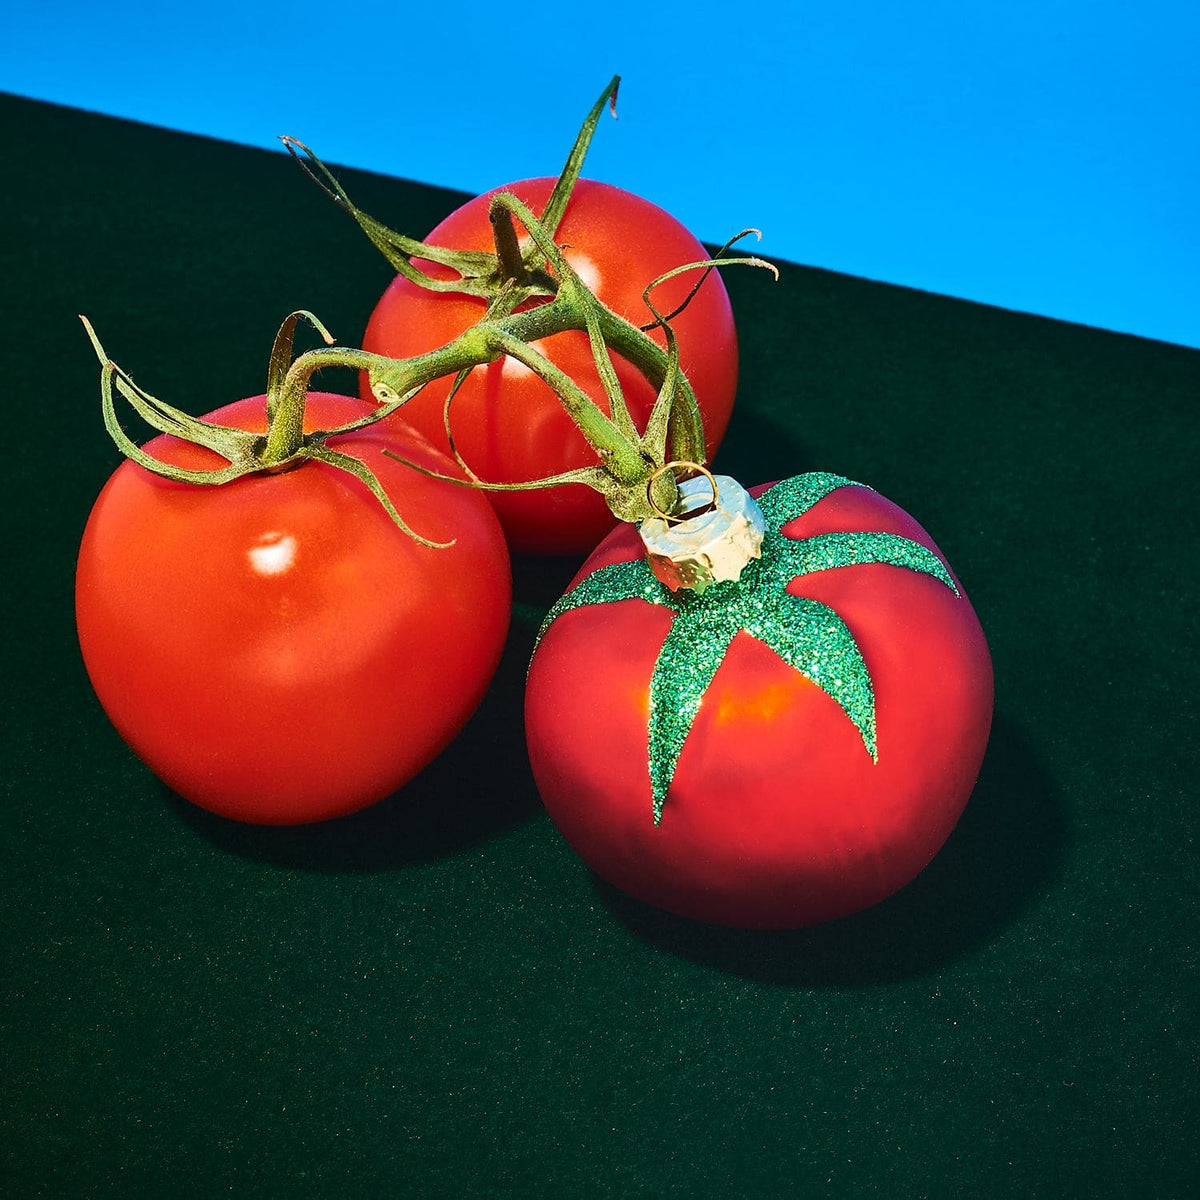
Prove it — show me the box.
[490,203,530,287]
[287,291,708,484]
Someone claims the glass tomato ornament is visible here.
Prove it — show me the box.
[525,471,993,929]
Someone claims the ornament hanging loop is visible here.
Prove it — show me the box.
[640,470,767,595]
[646,461,718,524]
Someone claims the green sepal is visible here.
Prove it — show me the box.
[538,76,620,240]
[82,317,260,484]
[537,559,672,646]
[647,607,738,823]
[280,137,503,296]
[774,531,959,597]
[737,585,877,760]
[81,316,452,544]
[297,442,453,549]
[281,76,620,303]
[755,472,861,528]
[635,245,778,472]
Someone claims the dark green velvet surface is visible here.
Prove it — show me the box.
[2,92,1196,1197]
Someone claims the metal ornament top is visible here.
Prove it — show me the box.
[639,470,766,594]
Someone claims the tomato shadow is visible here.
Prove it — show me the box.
[710,406,818,488]
[164,555,585,872]
[593,712,1066,986]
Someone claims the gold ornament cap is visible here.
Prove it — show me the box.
[639,466,765,594]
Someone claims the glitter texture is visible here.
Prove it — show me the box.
[649,605,740,822]
[536,473,962,822]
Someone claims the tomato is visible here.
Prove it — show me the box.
[76,392,511,825]
[524,474,993,928]
[361,177,739,555]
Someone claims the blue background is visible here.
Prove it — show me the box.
[4,0,1197,347]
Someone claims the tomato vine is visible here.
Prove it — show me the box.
[85,206,773,538]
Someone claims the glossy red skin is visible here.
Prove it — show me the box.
[525,482,994,928]
[361,177,739,556]
[76,392,511,825]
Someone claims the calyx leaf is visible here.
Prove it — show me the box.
[80,314,451,546]
[536,473,961,823]
[281,76,621,303]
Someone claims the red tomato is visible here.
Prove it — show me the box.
[524,476,993,928]
[76,392,511,825]
[361,177,739,555]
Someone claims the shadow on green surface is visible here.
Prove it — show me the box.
[165,637,543,873]
[710,405,819,490]
[595,713,1064,986]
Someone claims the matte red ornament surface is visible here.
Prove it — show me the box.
[525,483,994,928]
[76,392,511,825]
[361,177,739,555]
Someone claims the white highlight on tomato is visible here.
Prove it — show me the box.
[564,250,602,294]
[500,355,535,379]
[248,532,297,576]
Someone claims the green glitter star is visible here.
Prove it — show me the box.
[536,473,960,824]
